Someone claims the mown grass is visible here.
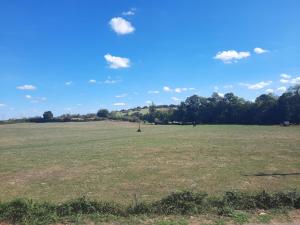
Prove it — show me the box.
[0,121,300,204]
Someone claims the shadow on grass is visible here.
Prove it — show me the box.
[242,172,300,177]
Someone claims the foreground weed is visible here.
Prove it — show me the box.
[232,212,249,225]
[257,213,272,223]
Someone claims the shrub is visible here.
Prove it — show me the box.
[153,191,207,214]
[223,191,256,210]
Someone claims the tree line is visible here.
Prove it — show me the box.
[1,85,299,125]
[143,85,300,125]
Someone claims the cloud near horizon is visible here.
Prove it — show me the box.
[240,81,272,90]
[279,73,300,85]
[113,102,126,106]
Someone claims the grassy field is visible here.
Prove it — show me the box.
[0,121,299,204]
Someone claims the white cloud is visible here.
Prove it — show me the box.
[65,81,72,85]
[0,103,6,107]
[88,79,97,83]
[109,17,135,35]
[279,74,300,85]
[115,93,127,98]
[113,102,126,106]
[163,86,172,92]
[214,50,250,63]
[217,92,224,97]
[254,47,268,54]
[104,54,130,69]
[280,73,291,79]
[148,90,160,94]
[277,86,287,93]
[265,89,274,94]
[146,100,152,104]
[290,77,300,84]
[240,81,272,90]
[25,95,32,99]
[265,88,274,94]
[214,86,219,91]
[174,87,188,93]
[171,97,181,102]
[280,79,290,84]
[189,87,196,90]
[17,84,36,90]
[122,8,136,16]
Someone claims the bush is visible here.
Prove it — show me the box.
[153,191,207,214]
[223,191,256,210]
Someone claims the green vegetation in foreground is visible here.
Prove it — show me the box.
[0,122,300,203]
[0,190,300,225]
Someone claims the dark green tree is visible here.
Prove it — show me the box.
[97,109,109,118]
[43,111,53,121]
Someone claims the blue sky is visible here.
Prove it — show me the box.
[1,0,300,119]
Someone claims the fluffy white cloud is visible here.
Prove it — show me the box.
[171,97,181,102]
[25,95,32,99]
[65,81,72,85]
[214,50,250,63]
[290,77,300,84]
[277,86,287,93]
[217,92,224,97]
[17,84,36,90]
[265,89,274,94]
[280,73,291,79]
[163,86,172,92]
[254,47,268,54]
[146,100,152,104]
[88,79,97,83]
[280,79,289,84]
[122,8,136,16]
[240,81,272,90]
[148,90,159,94]
[109,17,135,35]
[115,93,127,98]
[0,103,6,107]
[279,74,300,85]
[113,102,126,106]
[104,54,130,69]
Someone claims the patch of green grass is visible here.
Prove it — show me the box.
[154,218,188,225]
[214,218,226,225]
[231,211,249,224]
[257,213,272,223]
[0,122,299,203]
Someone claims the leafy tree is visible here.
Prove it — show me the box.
[43,111,53,121]
[97,109,109,118]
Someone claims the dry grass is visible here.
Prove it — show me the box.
[0,121,299,203]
